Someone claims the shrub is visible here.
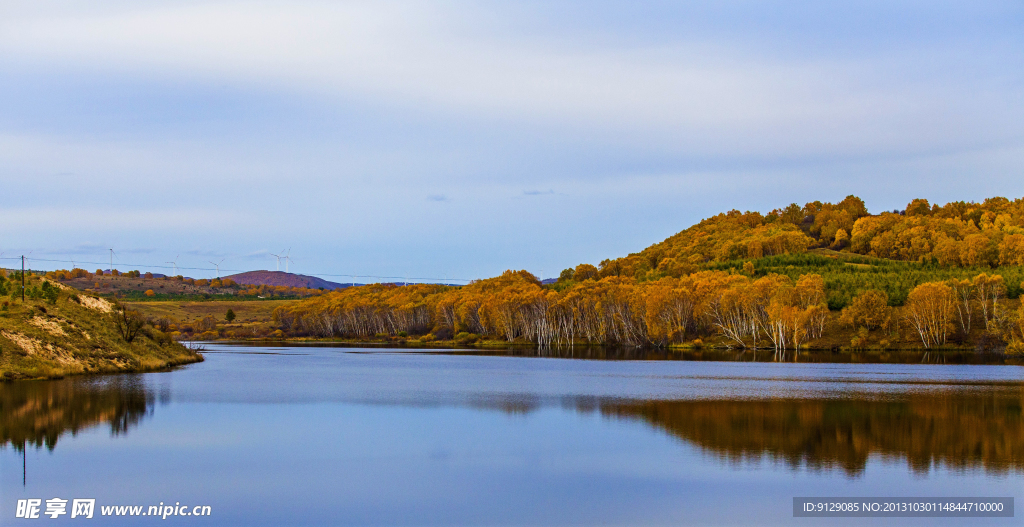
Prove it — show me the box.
[455,332,479,344]
[111,303,146,343]
[840,290,889,330]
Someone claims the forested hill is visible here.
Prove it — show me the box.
[588,196,1024,281]
[273,195,1024,353]
[224,271,346,290]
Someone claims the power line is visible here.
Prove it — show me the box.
[0,255,475,283]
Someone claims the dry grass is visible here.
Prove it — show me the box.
[29,316,67,336]
[79,296,113,312]
[0,274,203,380]
[127,299,297,324]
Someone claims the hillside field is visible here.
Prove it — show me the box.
[0,272,203,380]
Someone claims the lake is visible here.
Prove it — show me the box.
[3,344,1022,525]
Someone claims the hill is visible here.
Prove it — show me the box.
[0,271,203,380]
[272,195,1024,355]
[590,195,1024,281]
[224,271,347,290]
[48,269,328,301]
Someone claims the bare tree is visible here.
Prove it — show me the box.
[111,303,146,343]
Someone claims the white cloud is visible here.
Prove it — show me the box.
[3,1,1016,159]
[1,1,1021,278]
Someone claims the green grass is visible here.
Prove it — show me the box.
[706,252,1024,308]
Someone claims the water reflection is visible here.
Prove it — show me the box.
[457,346,1024,365]
[597,390,1024,475]
[3,347,1022,482]
[221,341,1024,365]
[1,376,153,451]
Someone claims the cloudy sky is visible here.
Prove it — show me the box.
[1,1,1022,281]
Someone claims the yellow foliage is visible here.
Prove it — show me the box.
[904,282,955,348]
[849,197,1024,266]
[840,290,889,330]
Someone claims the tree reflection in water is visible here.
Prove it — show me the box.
[1,376,153,452]
[4,363,1021,478]
[454,346,1024,365]
[599,390,1024,475]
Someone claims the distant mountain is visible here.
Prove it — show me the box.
[224,271,348,290]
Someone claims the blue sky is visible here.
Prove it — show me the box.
[1,1,1022,281]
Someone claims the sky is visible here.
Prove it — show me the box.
[1,1,1022,282]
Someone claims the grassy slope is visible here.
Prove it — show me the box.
[0,276,203,380]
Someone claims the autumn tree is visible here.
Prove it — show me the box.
[999,234,1024,266]
[574,264,598,281]
[707,277,756,348]
[1007,299,1024,355]
[196,315,218,333]
[904,282,955,348]
[840,290,889,330]
[905,198,932,216]
[961,234,995,267]
[946,279,974,335]
[973,273,1005,330]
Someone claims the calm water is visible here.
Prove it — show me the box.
[2,344,1023,526]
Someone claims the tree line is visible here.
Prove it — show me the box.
[272,195,1024,352]
[45,268,326,298]
[274,269,1024,353]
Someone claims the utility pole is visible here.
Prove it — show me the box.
[21,255,25,302]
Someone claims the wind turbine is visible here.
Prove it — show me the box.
[270,251,283,272]
[284,248,293,273]
[209,259,225,279]
[109,248,116,277]
[166,255,179,276]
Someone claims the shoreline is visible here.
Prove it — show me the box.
[199,338,1024,365]
[1,350,205,382]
